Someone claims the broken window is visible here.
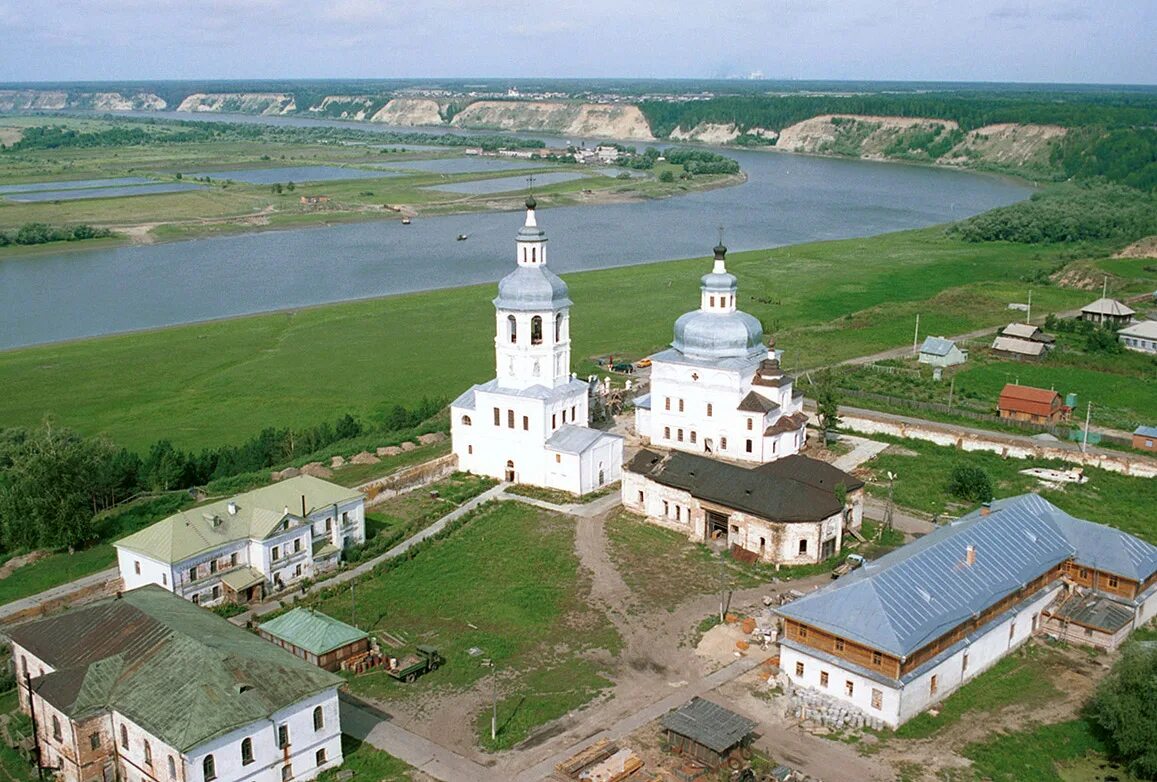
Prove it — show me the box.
[871,689,882,710]
[795,661,804,677]
[820,671,829,688]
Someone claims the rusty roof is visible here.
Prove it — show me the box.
[999,384,1060,417]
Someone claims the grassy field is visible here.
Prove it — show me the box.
[0,690,36,782]
[861,436,1157,540]
[309,501,619,748]
[0,228,1134,453]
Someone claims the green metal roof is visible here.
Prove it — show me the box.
[259,608,368,656]
[219,567,265,592]
[10,586,341,753]
[116,475,361,563]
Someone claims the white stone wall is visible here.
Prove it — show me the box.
[779,644,903,727]
[493,308,571,391]
[186,689,342,782]
[1134,587,1157,628]
[118,549,175,593]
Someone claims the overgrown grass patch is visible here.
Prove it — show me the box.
[963,719,1132,782]
[317,735,411,782]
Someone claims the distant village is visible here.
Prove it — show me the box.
[2,199,1156,782]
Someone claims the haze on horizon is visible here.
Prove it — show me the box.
[1,0,1154,86]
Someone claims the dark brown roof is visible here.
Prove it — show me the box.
[764,411,808,436]
[627,449,862,523]
[737,391,780,413]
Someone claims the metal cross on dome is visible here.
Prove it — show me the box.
[526,175,536,193]
[717,225,725,245]
[691,372,699,381]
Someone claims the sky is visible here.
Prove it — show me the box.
[1,0,1154,85]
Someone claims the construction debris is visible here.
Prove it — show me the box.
[579,749,643,782]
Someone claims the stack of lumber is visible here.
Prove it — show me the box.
[556,740,616,779]
[579,749,644,782]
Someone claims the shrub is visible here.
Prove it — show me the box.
[947,464,994,503]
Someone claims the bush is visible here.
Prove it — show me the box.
[947,464,994,503]
[658,170,675,183]
[1088,646,1157,778]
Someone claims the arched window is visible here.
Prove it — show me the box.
[51,716,62,742]
[120,725,129,749]
[168,756,177,780]
[144,740,153,767]
[461,415,471,426]
[531,247,536,263]
[530,316,542,345]
[241,738,254,765]
[203,754,216,782]
[507,315,517,344]
[555,313,563,342]
[312,706,324,731]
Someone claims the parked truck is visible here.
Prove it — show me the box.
[830,553,866,579]
[384,645,444,683]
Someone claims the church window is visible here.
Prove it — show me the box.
[637,491,644,503]
[467,445,473,454]
[663,426,670,439]
[555,454,561,463]
[493,407,501,426]
[675,506,681,521]
[772,441,777,453]
[689,431,697,444]
[507,409,515,429]
[746,418,753,431]
[570,405,576,420]
[552,414,557,428]
[555,313,563,341]
[678,399,684,412]
[522,415,529,430]
[799,539,808,555]
[677,429,684,442]
[52,716,61,742]
[508,315,517,344]
[664,397,671,411]
[531,316,543,345]
[745,439,753,453]
[663,501,669,516]
[710,295,715,307]
[706,403,712,417]
[531,247,536,263]
[720,437,727,450]
[462,415,471,426]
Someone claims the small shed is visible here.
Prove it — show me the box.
[660,697,755,769]
[1133,426,1157,453]
[1080,298,1135,327]
[257,608,370,671]
[1043,592,1136,651]
[998,384,1066,425]
[991,336,1046,360]
[918,336,966,368]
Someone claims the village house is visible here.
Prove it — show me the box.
[622,448,863,565]
[990,335,1046,360]
[257,608,370,672]
[634,242,807,463]
[917,336,966,368]
[1080,297,1135,327]
[1000,322,1055,346]
[8,586,344,782]
[1133,426,1157,453]
[450,197,623,494]
[115,475,365,606]
[1117,320,1157,354]
[777,494,1157,727]
[997,384,1067,425]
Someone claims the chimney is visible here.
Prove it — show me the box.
[966,545,976,566]
[283,505,289,516]
[227,501,237,515]
[301,495,307,518]
[979,502,992,517]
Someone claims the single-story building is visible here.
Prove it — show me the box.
[777,494,1157,727]
[918,336,967,368]
[660,697,755,770]
[1133,426,1157,453]
[623,449,863,565]
[258,608,371,671]
[991,336,1046,360]
[1118,320,1157,354]
[1001,322,1055,345]
[998,384,1066,425]
[1081,297,1135,327]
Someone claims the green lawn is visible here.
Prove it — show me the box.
[309,502,619,748]
[964,720,1139,782]
[0,228,1125,453]
[317,735,411,782]
[0,690,37,782]
[862,436,1157,542]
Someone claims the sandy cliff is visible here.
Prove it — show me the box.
[176,93,297,115]
[369,98,444,126]
[451,101,654,141]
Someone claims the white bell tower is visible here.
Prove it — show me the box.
[493,196,573,391]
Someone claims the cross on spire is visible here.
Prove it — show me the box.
[527,175,536,194]
[717,225,725,246]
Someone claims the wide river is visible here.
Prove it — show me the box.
[0,114,1032,349]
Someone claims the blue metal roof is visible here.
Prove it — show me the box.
[545,425,622,455]
[777,494,1157,658]
[919,336,957,357]
[1134,425,1157,438]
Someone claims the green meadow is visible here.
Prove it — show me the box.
[0,228,1140,452]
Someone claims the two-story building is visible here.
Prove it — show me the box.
[8,586,344,782]
[777,494,1157,728]
[115,475,365,606]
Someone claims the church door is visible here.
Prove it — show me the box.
[505,460,515,483]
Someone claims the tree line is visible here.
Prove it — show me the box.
[0,223,113,247]
[0,398,444,554]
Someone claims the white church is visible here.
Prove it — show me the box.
[634,241,807,462]
[451,197,624,495]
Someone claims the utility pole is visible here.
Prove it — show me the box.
[948,377,955,410]
[481,659,498,742]
[1102,275,1108,300]
[350,580,356,627]
[1026,289,1032,324]
[1082,402,1092,453]
[912,314,920,357]
[885,472,896,531]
